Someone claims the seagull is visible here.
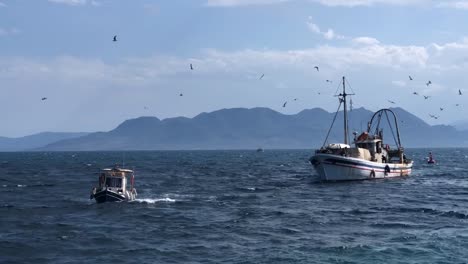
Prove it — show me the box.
[440,107,444,111]
[423,95,430,100]
[388,100,396,104]
[413,92,419,95]
[113,35,117,42]
[144,106,148,110]
[41,97,47,101]
[326,80,332,83]
[456,104,460,106]
[429,114,439,119]
[190,63,193,70]
[314,66,319,72]
[459,89,462,95]
[283,101,287,107]
[179,93,183,96]
[409,75,413,81]
[294,98,298,101]
[426,80,432,86]
[259,73,265,80]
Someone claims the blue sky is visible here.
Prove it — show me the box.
[2,0,468,136]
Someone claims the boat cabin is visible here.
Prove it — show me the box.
[98,168,134,191]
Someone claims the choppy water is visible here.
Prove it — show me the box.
[1,149,468,263]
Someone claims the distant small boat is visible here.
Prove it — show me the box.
[309,76,413,181]
[427,152,436,164]
[90,166,137,203]
[256,148,264,152]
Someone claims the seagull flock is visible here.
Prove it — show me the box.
[38,35,464,123]
[387,75,464,121]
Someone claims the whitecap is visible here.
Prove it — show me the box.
[17,184,27,188]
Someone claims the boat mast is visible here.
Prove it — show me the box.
[342,76,349,145]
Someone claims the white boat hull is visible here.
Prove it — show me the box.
[310,153,412,181]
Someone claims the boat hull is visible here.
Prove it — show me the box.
[93,189,128,203]
[310,153,412,181]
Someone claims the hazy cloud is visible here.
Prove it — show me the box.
[306,16,346,40]
[310,0,426,7]
[205,0,290,7]
[436,1,468,9]
[48,0,101,6]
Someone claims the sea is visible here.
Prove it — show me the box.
[1,149,468,263]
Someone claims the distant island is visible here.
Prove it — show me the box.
[1,107,467,151]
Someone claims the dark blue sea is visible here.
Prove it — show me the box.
[1,149,468,263]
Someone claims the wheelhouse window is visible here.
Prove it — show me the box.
[105,177,122,188]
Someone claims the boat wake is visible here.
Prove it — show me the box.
[133,197,177,204]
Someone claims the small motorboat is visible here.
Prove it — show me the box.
[90,166,137,203]
[427,152,436,164]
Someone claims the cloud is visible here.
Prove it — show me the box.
[306,16,346,40]
[205,0,290,7]
[48,0,101,6]
[352,37,380,45]
[0,28,20,37]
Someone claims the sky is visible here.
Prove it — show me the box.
[2,0,468,136]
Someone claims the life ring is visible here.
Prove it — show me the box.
[370,170,376,178]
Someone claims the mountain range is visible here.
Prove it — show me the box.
[1,107,466,151]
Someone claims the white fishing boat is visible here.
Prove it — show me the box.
[310,77,413,181]
[90,166,137,203]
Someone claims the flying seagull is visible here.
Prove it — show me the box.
[413,92,419,95]
[41,97,47,101]
[314,66,319,72]
[179,93,183,96]
[326,79,332,83]
[144,106,148,110]
[459,89,463,95]
[429,114,439,119]
[190,63,194,70]
[409,75,413,81]
[113,35,117,42]
[426,80,432,86]
[423,95,430,100]
[283,101,287,107]
[456,104,460,106]
[440,107,444,111]
[294,98,298,101]
[259,74,265,80]
[388,100,396,104]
